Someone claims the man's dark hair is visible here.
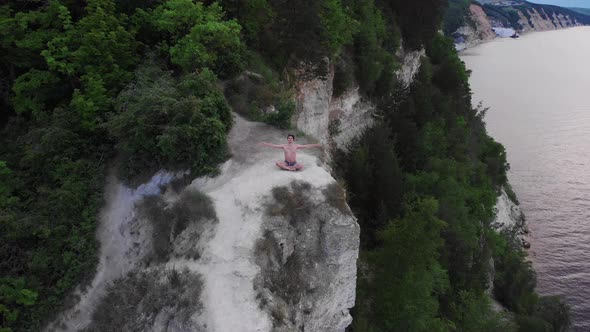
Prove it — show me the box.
[287,134,295,140]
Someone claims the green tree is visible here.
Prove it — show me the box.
[352,0,399,95]
[0,161,18,210]
[40,0,138,128]
[367,198,449,331]
[152,0,245,77]
[319,0,358,56]
[0,278,37,331]
[450,290,517,331]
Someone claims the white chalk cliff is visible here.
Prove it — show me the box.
[294,54,423,153]
[47,113,359,332]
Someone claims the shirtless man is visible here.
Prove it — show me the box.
[258,134,322,171]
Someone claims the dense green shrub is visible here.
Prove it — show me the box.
[335,124,403,246]
[223,52,295,129]
[379,0,447,50]
[107,64,231,180]
[263,99,295,129]
[0,106,107,331]
[151,0,245,78]
[353,198,449,331]
[351,0,399,96]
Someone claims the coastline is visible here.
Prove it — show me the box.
[456,24,588,53]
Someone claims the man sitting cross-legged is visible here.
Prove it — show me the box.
[258,134,322,171]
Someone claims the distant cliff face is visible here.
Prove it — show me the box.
[457,4,497,49]
[515,6,580,32]
[454,2,589,50]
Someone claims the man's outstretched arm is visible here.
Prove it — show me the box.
[297,143,323,149]
[258,142,283,148]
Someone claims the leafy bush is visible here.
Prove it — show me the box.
[263,99,295,129]
[319,0,358,56]
[515,315,552,332]
[492,232,538,314]
[0,106,106,331]
[223,55,294,129]
[354,198,449,331]
[151,0,245,78]
[107,63,231,180]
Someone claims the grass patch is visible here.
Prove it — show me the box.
[266,181,313,225]
[83,268,203,331]
[137,190,217,263]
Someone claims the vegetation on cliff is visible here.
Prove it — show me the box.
[0,0,569,331]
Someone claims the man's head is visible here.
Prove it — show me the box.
[287,134,295,143]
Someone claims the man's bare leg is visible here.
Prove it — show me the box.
[276,161,295,171]
[293,164,304,171]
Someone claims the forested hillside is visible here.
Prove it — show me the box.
[0,0,568,331]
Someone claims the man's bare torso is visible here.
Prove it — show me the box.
[282,143,298,162]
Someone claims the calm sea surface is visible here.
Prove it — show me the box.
[461,27,590,331]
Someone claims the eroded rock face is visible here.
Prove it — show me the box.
[491,189,527,237]
[396,48,425,88]
[460,4,497,48]
[44,171,183,332]
[517,8,580,32]
[254,182,359,332]
[470,4,498,41]
[294,54,422,153]
[454,4,497,50]
[487,188,529,313]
